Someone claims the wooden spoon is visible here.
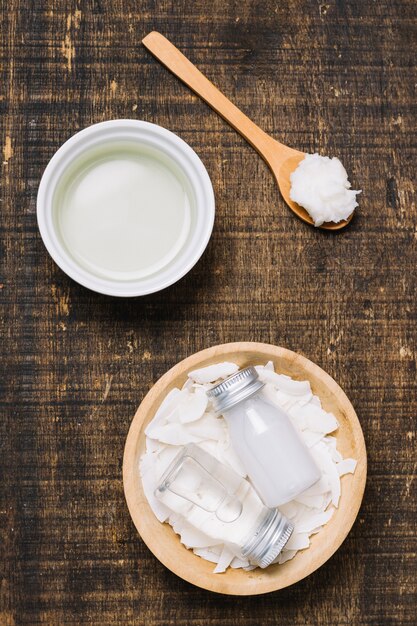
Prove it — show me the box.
[142,31,353,231]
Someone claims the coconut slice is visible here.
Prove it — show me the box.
[230,556,250,569]
[154,446,182,479]
[284,532,310,551]
[147,422,203,446]
[298,475,330,497]
[193,545,223,563]
[181,377,194,391]
[296,508,334,533]
[217,440,247,477]
[185,414,226,441]
[256,369,311,396]
[173,388,209,424]
[294,493,327,509]
[170,515,185,536]
[323,435,343,462]
[179,521,220,549]
[301,430,326,448]
[311,442,341,507]
[146,437,163,454]
[276,390,310,411]
[277,549,298,564]
[188,362,239,384]
[302,403,339,434]
[288,411,307,433]
[310,394,322,407]
[192,382,212,392]
[278,501,299,519]
[197,439,221,459]
[259,384,279,403]
[213,545,235,573]
[139,453,171,523]
[144,387,181,435]
[337,458,357,476]
[323,492,333,510]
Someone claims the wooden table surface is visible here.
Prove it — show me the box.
[1,1,416,624]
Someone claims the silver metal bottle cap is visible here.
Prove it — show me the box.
[241,509,294,569]
[206,366,265,413]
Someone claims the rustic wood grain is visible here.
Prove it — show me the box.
[1,0,416,624]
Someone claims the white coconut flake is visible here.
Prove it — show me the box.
[166,388,208,424]
[183,390,209,421]
[196,439,220,459]
[277,549,298,565]
[299,475,330,496]
[323,435,343,462]
[140,453,171,523]
[146,437,163,454]
[310,395,322,408]
[337,458,357,476]
[301,430,326,448]
[179,522,220,549]
[188,362,239,384]
[256,368,311,396]
[213,545,236,573]
[302,404,339,434]
[154,446,182,478]
[278,501,299,520]
[296,508,334,533]
[294,493,327,509]
[193,545,223,563]
[230,556,251,569]
[184,414,226,441]
[146,422,203,446]
[285,532,310,551]
[144,388,182,436]
[140,360,357,573]
[217,439,247,477]
[311,441,342,507]
[275,390,305,410]
[181,377,194,391]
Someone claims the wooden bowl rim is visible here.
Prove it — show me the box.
[123,342,367,595]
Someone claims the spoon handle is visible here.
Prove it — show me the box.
[142,31,277,159]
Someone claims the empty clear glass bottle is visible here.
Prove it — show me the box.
[207,367,321,507]
[155,443,293,568]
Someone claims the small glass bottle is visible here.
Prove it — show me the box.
[207,367,321,507]
[155,443,293,568]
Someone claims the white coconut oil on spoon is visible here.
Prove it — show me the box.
[53,143,192,281]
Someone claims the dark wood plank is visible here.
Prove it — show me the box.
[1,0,416,624]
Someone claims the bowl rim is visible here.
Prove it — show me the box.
[36,119,215,297]
[123,342,367,595]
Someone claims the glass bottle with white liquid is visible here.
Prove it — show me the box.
[207,367,321,507]
[154,444,293,568]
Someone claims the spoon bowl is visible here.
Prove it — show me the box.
[143,32,354,231]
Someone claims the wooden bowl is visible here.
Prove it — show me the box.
[123,342,367,595]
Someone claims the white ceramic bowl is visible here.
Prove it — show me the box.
[37,120,215,297]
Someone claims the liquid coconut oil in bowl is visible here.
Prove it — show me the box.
[37,120,215,296]
[54,143,191,281]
